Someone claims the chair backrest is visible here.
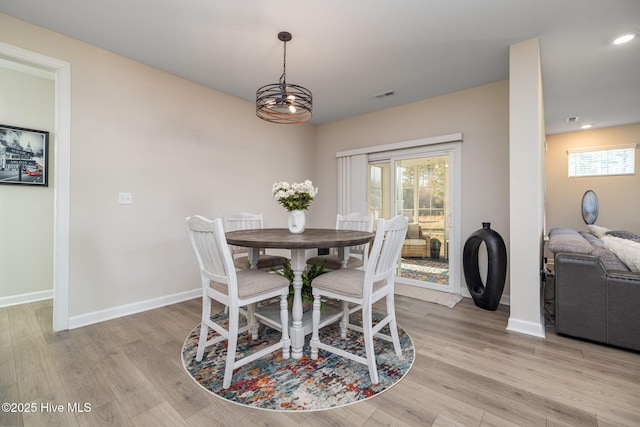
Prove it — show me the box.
[223,212,264,256]
[336,212,374,256]
[364,215,409,293]
[186,215,238,296]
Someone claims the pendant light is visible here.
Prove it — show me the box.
[256,32,312,124]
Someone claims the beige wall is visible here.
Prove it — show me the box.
[546,123,640,234]
[0,14,316,318]
[315,81,511,298]
[0,66,55,302]
[0,12,549,325]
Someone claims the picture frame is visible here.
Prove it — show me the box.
[0,124,49,187]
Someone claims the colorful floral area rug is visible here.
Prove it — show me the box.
[182,311,415,411]
[401,258,449,284]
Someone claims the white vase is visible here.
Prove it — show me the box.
[287,210,306,234]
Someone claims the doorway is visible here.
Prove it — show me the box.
[368,144,460,294]
[0,42,71,330]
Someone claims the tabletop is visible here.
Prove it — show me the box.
[225,228,375,249]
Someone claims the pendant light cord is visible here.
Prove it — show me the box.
[279,40,287,85]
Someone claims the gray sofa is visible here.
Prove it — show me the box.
[548,227,640,352]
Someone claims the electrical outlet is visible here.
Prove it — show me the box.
[118,192,133,205]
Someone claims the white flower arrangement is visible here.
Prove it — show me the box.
[272,180,318,212]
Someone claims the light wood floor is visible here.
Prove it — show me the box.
[2,295,639,427]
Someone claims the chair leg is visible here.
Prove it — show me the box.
[386,293,402,356]
[310,294,322,360]
[247,303,259,340]
[196,296,211,362]
[280,293,290,360]
[223,306,240,389]
[340,300,349,339]
[362,305,379,384]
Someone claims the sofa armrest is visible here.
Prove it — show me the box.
[607,272,640,351]
[554,253,608,343]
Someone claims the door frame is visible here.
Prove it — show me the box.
[337,133,462,295]
[0,42,71,330]
[370,144,461,294]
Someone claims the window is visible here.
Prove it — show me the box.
[568,145,636,177]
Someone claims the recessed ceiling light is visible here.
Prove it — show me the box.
[581,124,593,129]
[611,32,638,45]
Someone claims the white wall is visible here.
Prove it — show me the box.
[0,65,55,305]
[0,13,316,322]
[507,38,545,337]
[315,81,511,300]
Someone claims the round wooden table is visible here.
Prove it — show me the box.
[225,228,374,359]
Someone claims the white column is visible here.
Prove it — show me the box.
[507,37,546,338]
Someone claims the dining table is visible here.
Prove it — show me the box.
[225,227,375,359]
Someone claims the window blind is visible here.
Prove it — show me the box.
[567,144,636,177]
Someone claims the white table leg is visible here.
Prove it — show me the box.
[289,248,306,359]
[248,247,260,269]
[338,247,350,268]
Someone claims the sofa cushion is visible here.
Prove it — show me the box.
[578,231,629,271]
[550,227,580,236]
[606,230,640,243]
[406,223,421,239]
[404,238,426,246]
[602,235,640,273]
[579,231,605,248]
[592,247,630,271]
[587,224,610,238]
[549,228,593,254]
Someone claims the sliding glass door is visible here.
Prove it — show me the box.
[368,148,457,293]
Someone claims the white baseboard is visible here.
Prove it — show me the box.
[506,316,545,338]
[68,288,201,330]
[0,289,53,308]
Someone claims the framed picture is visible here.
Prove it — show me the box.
[0,124,49,187]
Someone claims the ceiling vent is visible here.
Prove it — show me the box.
[374,90,395,99]
[566,116,579,123]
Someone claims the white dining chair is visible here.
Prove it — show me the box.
[186,215,290,389]
[223,212,288,270]
[306,212,374,270]
[310,215,408,385]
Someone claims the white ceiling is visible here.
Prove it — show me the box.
[1,0,638,134]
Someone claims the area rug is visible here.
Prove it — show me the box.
[401,258,449,284]
[395,284,463,308]
[182,311,415,411]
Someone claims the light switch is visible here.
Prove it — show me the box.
[118,192,133,205]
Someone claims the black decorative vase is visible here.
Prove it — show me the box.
[463,222,507,311]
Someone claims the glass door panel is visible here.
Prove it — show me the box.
[395,156,450,288]
[368,162,391,222]
[369,154,451,290]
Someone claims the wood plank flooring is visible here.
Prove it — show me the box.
[1,296,638,426]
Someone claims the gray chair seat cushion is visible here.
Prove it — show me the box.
[306,254,363,270]
[312,268,385,298]
[211,269,289,298]
[233,255,287,270]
